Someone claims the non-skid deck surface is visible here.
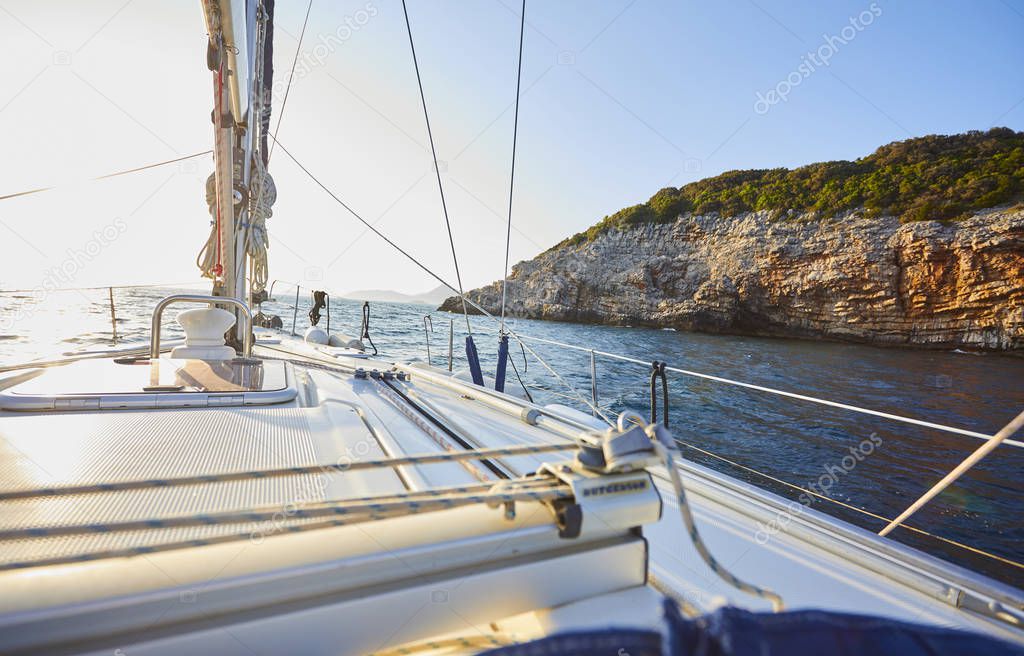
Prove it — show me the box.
[0,407,333,566]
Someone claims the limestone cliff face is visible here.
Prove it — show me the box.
[441,207,1024,350]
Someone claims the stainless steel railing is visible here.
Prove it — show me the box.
[150,294,253,359]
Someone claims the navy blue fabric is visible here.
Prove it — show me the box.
[465,335,485,386]
[479,628,661,656]
[494,334,509,393]
[479,600,1024,656]
[663,600,1024,655]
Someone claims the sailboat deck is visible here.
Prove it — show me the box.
[0,339,1022,653]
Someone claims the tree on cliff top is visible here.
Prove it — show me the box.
[559,128,1024,248]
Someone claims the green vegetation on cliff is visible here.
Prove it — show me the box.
[559,128,1024,248]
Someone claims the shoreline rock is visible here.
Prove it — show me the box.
[440,207,1024,351]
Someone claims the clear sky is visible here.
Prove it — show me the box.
[0,0,1022,295]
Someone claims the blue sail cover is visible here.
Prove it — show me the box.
[480,601,1024,656]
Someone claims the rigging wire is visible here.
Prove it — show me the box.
[390,3,602,409]
[271,135,612,423]
[507,348,534,403]
[272,139,447,297]
[0,151,212,202]
[499,0,527,333]
[511,332,1024,449]
[0,281,204,294]
[665,447,785,610]
[262,0,311,171]
[879,408,1024,537]
[676,439,1024,572]
[400,0,471,335]
[234,0,314,291]
[270,129,1020,445]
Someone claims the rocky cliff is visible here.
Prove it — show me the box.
[441,207,1024,350]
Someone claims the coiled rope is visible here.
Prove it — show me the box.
[243,155,275,293]
[199,0,311,284]
[308,289,328,328]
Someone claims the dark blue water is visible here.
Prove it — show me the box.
[2,286,1022,587]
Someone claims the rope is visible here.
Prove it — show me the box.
[0,150,212,202]
[361,301,378,355]
[499,0,526,333]
[243,156,275,293]
[0,443,575,501]
[507,347,534,403]
[236,0,311,292]
[199,1,308,284]
[308,289,328,327]
[514,333,1024,449]
[198,62,229,279]
[879,408,1024,537]
[676,439,1024,572]
[376,378,498,482]
[0,485,569,542]
[635,416,784,611]
[196,174,220,278]
[400,0,472,335]
[649,360,669,427]
[0,482,570,572]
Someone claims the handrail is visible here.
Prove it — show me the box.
[266,278,300,299]
[150,294,253,359]
[267,279,303,335]
[514,333,1024,449]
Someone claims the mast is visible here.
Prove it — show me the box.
[201,0,266,348]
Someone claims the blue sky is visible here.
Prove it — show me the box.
[0,0,1022,294]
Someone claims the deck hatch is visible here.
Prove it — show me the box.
[0,358,295,411]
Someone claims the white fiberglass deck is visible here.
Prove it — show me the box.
[0,335,1020,654]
